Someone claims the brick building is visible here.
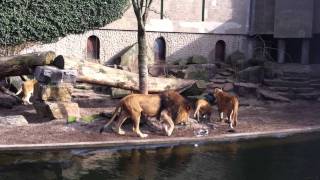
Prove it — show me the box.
[21,0,320,65]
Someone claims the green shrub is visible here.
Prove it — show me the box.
[0,0,129,46]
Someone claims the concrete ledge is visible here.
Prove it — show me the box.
[1,126,320,152]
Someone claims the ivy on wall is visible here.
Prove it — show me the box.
[0,0,129,46]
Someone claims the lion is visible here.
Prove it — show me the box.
[193,99,213,122]
[16,79,38,105]
[213,88,239,131]
[99,90,191,138]
[193,93,215,122]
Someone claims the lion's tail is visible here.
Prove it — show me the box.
[232,97,239,127]
[99,104,122,133]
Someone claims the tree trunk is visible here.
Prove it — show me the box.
[0,51,57,78]
[64,58,195,93]
[138,25,148,94]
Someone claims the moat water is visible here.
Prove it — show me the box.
[0,133,320,180]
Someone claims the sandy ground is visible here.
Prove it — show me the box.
[0,89,320,145]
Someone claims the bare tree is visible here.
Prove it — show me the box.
[131,0,153,94]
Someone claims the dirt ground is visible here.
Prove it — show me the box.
[0,89,320,145]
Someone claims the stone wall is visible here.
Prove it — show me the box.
[105,0,251,34]
[18,0,252,62]
[20,29,249,64]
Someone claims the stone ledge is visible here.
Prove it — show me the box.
[0,126,320,152]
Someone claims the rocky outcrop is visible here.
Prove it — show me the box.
[33,66,80,120]
[120,43,154,73]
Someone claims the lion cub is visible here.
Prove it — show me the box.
[16,79,38,105]
[213,88,239,131]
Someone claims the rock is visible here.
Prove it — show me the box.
[181,80,207,96]
[234,82,259,97]
[311,84,320,89]
[263,79,309,88]
[33,101,80,120]
[227,51,245,64]
[189,55,208,64]
[184,66,209,81]
[34,83,73,102]
[226,51,248,70]
[170,55,208,66]
[210,79,227,84]
[292,87,315,94]
[165,64,217,80]
[120,43,154,73]
[263,61,282,79]
[5,76,23,92]
[219,71,233,77]
[0,115,28,126]
[295,92,320,100]
[223,83,234,92]
[238,66,264,83]
[258,89,291,102]
[178,58,189,66]
[110,88,131,99]
[0,92,19,109]
[34,66,77,84]
[207,83,224,89]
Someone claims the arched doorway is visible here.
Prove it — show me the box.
[215,40,226,62]
[151,37,166,76]
[154,37,166,63]
[87,35,100,60]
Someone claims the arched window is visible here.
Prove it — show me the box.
[154,37,166,63]
[87,35,100,60]
[215,40,226,62]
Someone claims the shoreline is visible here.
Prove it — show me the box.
[1,125,320,152]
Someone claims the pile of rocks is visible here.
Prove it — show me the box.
[32,66,80,120]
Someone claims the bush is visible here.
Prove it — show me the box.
[0,0,129,46]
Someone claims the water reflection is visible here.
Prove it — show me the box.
[0,134,320,180]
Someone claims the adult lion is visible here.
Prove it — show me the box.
[100,90,191,138]
[213,88,239,130]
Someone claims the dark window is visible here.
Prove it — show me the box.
[87,35,100,60]
[215,40,226,62]
[154,37,166,62]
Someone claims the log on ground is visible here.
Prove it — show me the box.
[0,51,57,78]
[64,58,196,93]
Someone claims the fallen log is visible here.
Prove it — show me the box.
[0,51,57,78]
[64,57,196,93]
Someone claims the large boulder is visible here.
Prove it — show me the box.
[189,55,208,64]
[33,101,80,120]
[238,66,264,83]
[34,83,73,102]
[120,43,155,73]
[0,92,20,109]
[226,51,248,70]
[34,66,77,84]
[0,115,28,126]
[169,55,208,66]
[185,66,209,81]
[181,80,207,96]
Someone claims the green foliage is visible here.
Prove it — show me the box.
[0,0,129,46]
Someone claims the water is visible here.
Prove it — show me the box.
[0,134,320,180]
